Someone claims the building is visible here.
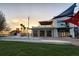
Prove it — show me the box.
[32,3,78,38]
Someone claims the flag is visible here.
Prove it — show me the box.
[64,11,79,26]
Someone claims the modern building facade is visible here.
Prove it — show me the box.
[32,3,79,38]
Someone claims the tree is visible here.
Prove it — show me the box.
[0,11,6,31]
[20,24,26,30]
[4,26,11,31]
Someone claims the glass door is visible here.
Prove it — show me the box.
[58,28,70,37]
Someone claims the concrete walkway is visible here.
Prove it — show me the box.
[0,36,72,44]
[1,36,79,46]
[69,39,79,46]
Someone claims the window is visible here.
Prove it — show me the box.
[47,30,52,37]
[33,30,38,37]
[40,30,45,37]
[57,20,69,27]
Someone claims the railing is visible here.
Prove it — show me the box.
[32,25,53,28]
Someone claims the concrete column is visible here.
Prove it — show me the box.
[70,28,75,38]
[32,31,34,37]
[38,30,40,37]
[52,29,54,38]
[53,28,58,37]
[45,30,47,37]
[53,20,57,27]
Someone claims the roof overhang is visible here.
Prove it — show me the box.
[39,21,53,25]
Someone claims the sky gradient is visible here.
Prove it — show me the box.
[0,3,79,30]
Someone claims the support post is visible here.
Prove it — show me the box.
[38,30,40,37]
[70,28,75,38]
[45,30,47,37]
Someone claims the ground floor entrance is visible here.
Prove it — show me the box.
[58,28,70,37]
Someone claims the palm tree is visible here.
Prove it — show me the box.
[20,24,26,31]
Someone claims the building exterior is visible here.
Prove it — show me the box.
[32,3,79,38]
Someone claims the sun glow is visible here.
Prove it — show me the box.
[6,18,39,30]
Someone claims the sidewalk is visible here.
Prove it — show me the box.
[1,36,79,46]
[0,36,72,44]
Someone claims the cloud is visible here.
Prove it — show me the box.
[6,17,39,30]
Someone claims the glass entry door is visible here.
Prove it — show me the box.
[58,28,70,37]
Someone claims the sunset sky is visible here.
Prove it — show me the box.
[0,3,79,30]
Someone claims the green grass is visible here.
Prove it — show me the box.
[0,41,79,56]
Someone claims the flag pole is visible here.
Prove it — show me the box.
[28,16,29,38]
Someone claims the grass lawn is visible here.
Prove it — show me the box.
[0,41,79,56]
